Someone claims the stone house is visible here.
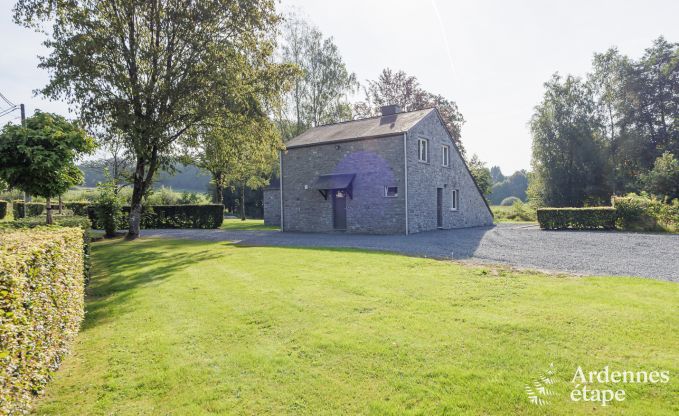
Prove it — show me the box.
[263,105,493,234]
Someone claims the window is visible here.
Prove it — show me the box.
[418,138,428,162]
[384,186,398,197]
[451,189,459,211]
[442,145,450,167]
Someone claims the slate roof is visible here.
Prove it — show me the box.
[286,108,435,148]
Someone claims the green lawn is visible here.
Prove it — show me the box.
[34,239,678,415]
[220,218,279,231]
[491,204,537,223]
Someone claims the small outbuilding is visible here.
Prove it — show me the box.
[264,105,493,234]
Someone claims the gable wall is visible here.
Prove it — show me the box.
[406,111,494,233]
[281,135,406,234]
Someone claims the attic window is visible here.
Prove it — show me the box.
[384,186,398,197]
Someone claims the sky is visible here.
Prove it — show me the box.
[2,0,679,174]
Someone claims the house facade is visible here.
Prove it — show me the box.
[264,106,493,234]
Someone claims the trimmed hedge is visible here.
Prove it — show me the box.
[12,201,45,219]
[64,201,90,216]
[537,207,617,230]
[612,194,679,232]
[0,201,7,220]
[0,227,86,414]
[89,204,224,229]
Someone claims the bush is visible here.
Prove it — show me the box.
[537,207,617,230]
[91,181,123,237]
[0,200,7,220]
[12,201,45,218]
[613,193,679,232]
[500,196,521,206]
[0,227,86,414]
[89,204,224,229]
[64,201,90,216]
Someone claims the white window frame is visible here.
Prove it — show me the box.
[417,138,429,163]
[384,186,398,198]
[442,145,450,167]
[451,189,459,211]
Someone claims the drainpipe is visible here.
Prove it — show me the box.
[403,132,409,235]
[279,150,284,232]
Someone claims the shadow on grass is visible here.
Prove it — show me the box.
[82,238,223,332]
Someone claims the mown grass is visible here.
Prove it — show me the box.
[34,239,678,415]
[220,218,279,231]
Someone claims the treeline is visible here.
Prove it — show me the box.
[530,37,679,207]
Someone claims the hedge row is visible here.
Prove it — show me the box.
[537,207,617,230]
[613,194,679,232]
[12,201,45,219]
[64,201,90,216]
[0,227,86,414]
[0,201,7,220]
[89,204,224,229]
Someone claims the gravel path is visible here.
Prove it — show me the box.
[142,224,679,281]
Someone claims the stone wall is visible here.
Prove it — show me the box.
[406,111,494,233]
[281,135,406,234]
[263,188,281,226]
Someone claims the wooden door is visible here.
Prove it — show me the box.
[436,188,443,228]
[333,190,347,230]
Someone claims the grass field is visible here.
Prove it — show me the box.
[33,239,678,415]
[491,204,537,223]
[220,218,279,231]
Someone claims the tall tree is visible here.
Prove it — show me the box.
[276,13,357,139]
[530,74,608,207]
[0,111,94,223]
[15,0,289,239]
[467,154,493,196]
[354,68,466,155]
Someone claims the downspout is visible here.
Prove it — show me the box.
[403,132,409,235]
[279,150,284,232]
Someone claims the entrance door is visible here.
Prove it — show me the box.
[333,190,347,230]
[436,188,443,228]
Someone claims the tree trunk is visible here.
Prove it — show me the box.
[58,195,63,214]
[240,184,246,221]
[46,197,53,225]
[212,173,223,204]
[127,161,147,240]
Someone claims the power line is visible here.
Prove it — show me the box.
[0,91,16,107]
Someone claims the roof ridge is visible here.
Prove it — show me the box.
[310,107,435,129]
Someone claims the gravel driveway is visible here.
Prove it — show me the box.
[142,224,679,281]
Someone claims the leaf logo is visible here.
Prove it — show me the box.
[525,363,557,406]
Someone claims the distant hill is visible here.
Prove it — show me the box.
[81,163,212,193]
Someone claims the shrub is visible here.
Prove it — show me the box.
[64,201,90,216]
[0,200,7,220]
[0,227,86,414]
[500,196,521,206]
[613,193,679,232]
[91,181,123,237]
[12,201,45,218]
[537,207,617,230]
[90,204,224,229]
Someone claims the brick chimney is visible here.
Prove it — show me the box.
[380,104,401,116]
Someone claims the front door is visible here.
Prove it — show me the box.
[333,190,347,230]
[436,188,443,228]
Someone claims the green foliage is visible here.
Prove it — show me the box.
[500,196,521,206]
[12,200,45,218]
[530,74,608,207]
[276,12,356,138]
[89,205,224,230]
[92,180,123,237]
[613,193,679,232]
[0,201,7,220]
[537,207,617,230]
[0,227,85,414]
[14,0,295,238]
[353,68,466,154]
[4,215,92,231]
[64,201,90,216]
[467,154,493,196]
[641,152,679,200]
[489,170,528,205]
[0,112,94,202]
[492,201,537,223]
